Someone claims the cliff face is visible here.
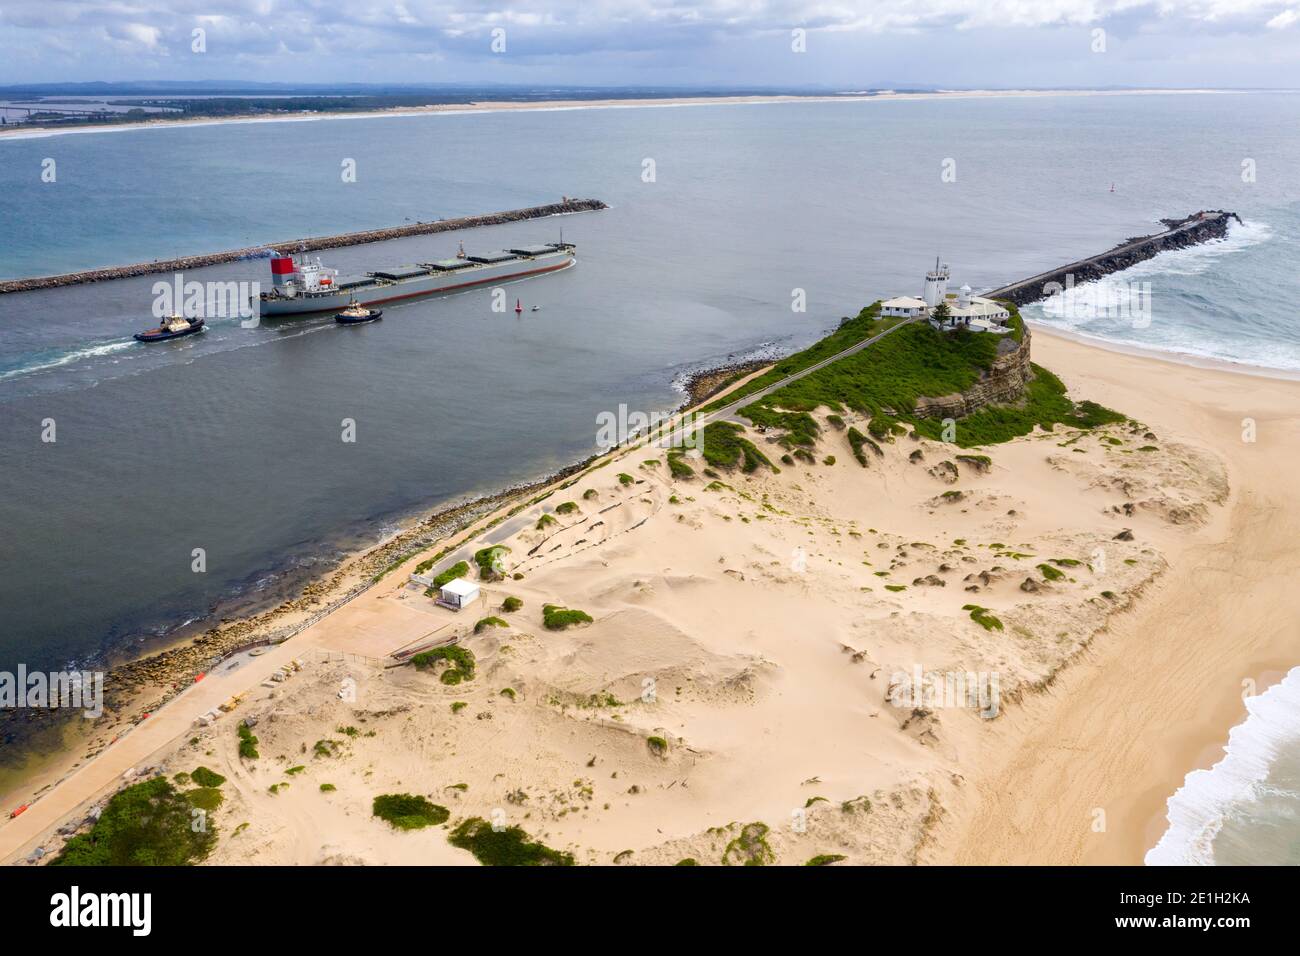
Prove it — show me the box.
[912,326,1033,419]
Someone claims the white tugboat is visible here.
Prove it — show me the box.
[134,313,205,342]
[334,299,382,324]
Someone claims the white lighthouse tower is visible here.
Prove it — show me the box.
[923,257,950,308]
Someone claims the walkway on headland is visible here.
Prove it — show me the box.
[0,199,607,294]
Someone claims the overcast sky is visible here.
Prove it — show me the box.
[3,1,1300,89]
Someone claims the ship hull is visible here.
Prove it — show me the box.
[258,251,574,317]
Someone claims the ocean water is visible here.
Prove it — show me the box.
[3,92,1300,859]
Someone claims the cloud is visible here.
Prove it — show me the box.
[4,0,1300,84]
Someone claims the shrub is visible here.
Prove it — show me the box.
[474,615,509,634]
[237,722,259,760]
[647,735,668,756]
[448,817,575,866]
[429,560,470,589]
[535,513,557,531]
[412,644,476,683]
[501,596,523,613]
[806,854,847,866]
[372,793,450,830]
[52,777,216,866]
[555,501,579,515]
[190,766,225,788]
[617,472,635,486]
[1037,563,1065,582]
[582,489,598,500]
[701,421,774,473]
[320,783,337,792]
[666,453,695,479]
[185,787,223,811]
[962,604,1004,631]
[722,822,774,866]
[542,604,593,630]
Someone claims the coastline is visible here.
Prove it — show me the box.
[939,326,1300,865]
[0,88,1235,142]
[4,322,1298,864]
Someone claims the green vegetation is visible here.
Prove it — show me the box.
[313,739,342,758]
[555,501,579,515]
[582,488,598,500]
[53,777,216,866]
[372,793,450,830]
[451,701,468,713]
[428,560,470,588]
[190,766,225,788]
[474,615,509,634]
[722,822,775,866]
[1037,563,1066,582]
[285,765,306,775]
[728,306,1122,449]
[666,451,695,479]
[806,854,847,866]
[237,721,259,760]
[320,783,337,792]
[675,857,699,866]
[701,421,775,473]
[448,817,575,866]
[956,454,992,468]
[847,426,880,466]
[500,687,517,700]
[617,472,635,486]
[185,787,223,811]
[701,303,888,411]
[536,513,557,531]
[412,644,476,684]
[646,735,669,756]
[823,455,836,465]
[501,595,523,613]
[542,603,593,630]
[474,546,511,581]
[962,604,1005,631]
[884,584,907,592]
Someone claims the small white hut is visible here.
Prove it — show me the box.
[437,578,480,611]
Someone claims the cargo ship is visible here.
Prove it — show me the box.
[256,241,575,317]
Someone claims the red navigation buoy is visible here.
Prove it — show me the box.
[515,298,523,315]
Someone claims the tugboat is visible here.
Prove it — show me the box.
[334,300,382,324]
[134,314,205,342]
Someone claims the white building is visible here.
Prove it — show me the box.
[881,295,927,318]
[436,578,480,611]
[882,262,1013,334]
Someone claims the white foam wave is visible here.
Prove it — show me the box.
[0,338,134,381]
[1146,666,1300,866]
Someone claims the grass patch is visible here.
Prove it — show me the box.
[535,513,557,531]
[962,604,1005,631]
[617,472,635,486]
[412,644,476,684]
[666,452,695,479]
[237,721,259,760]
[448,817,575,866]
[190,766,225,788]
[1037,563,1065,582]
[474,545,511,581]
[701,421,775,473]
[722,822,775,866]
[501,595,523,613]
[555,501,579,515]
[806,853,847,866]
[372,793,450,830]
[474,615,509,634]
[320,783,337,792]
[52,777,216,866]
[542,603,593,630]
[428,560,470,589]
[646,735,669,757]
[185,787,223,812]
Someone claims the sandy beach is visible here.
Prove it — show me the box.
[0,88,1230,141]
[2,323,1296,866]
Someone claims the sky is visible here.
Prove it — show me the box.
[2,0,1300,89]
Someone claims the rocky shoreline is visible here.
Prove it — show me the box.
[676,359,773,409]
[0,199,607,294]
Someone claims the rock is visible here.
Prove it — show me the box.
[909,450,924,463]
[1020,578,1041,593]
[1113,528,1135,541]
[912,575,946,587]
[928,460,959,484]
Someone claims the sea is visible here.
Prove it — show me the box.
[2,91,1299,862]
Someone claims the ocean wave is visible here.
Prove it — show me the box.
[1146,666,1300,866]
[0,338,135,381]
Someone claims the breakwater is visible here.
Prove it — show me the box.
[987,210,1242,306]
[0,198,607,294]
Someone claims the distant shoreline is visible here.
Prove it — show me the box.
[0,88,1236,141]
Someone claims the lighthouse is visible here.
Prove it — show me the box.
[923,257,950,308]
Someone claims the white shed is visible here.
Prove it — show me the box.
[437,578,480,610]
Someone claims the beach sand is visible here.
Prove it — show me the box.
[2,325,1294,866]
[0,89,1230,141]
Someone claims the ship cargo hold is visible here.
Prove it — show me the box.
[256,242,575,316]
